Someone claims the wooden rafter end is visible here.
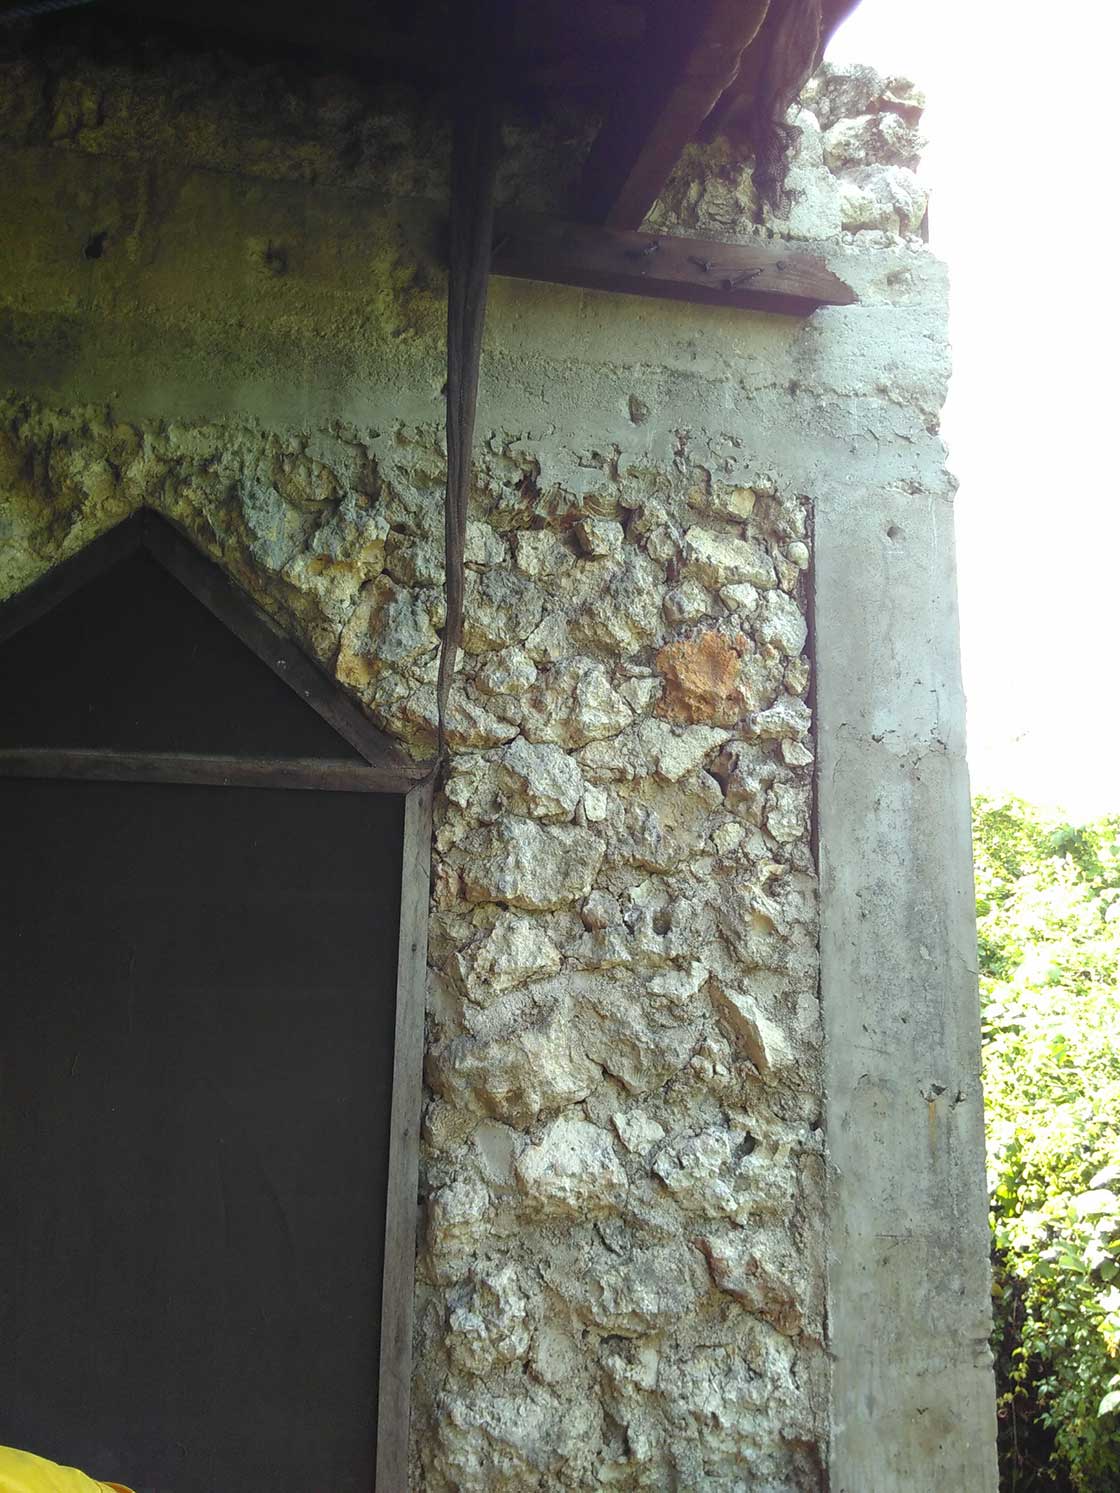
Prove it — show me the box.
[492,211,855,317]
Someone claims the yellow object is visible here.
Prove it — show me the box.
[0,1446,134,1493]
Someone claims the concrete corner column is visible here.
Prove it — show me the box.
[815,485,998,1492]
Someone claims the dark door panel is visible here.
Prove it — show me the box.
[1,778,401,1491]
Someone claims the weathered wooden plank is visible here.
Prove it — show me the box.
[577,0,772,229]
[0,747,414,793]
[376,777,434,1493]
[139,512,427,778]
[492,211,856,316]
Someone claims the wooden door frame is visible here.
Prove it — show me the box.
[375,774,433,1493]
[0,509,434,1492]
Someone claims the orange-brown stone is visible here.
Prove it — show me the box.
[655,629,746,726]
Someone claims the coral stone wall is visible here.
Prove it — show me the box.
[0,27,946,1490]
[418,470,823,1490]
[1,393,825,1489]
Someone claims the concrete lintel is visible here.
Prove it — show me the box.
[816,484,998,1491]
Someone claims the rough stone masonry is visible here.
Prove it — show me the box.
[1,25,993,1489]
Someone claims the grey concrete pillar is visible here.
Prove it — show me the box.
[816,484,999,1491]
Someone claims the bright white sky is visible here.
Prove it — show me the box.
[825,1,1119,822]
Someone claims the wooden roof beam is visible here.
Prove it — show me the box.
[577,0,773,229]
[492,210,855,317]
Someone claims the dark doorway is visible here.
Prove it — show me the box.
[0,538,403,1493]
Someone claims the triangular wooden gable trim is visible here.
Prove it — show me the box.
[0,508,427,793]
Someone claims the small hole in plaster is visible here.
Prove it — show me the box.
[262,240,288,276]
[886,524,904,542]
[83,230,108,261]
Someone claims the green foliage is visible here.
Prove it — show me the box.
[977,795,1120,1488]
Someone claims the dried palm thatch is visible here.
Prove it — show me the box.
[706,0,860,204]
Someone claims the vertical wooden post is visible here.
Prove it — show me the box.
[375,777,435,1492]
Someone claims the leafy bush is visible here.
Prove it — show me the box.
[976,796,1120,1488]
